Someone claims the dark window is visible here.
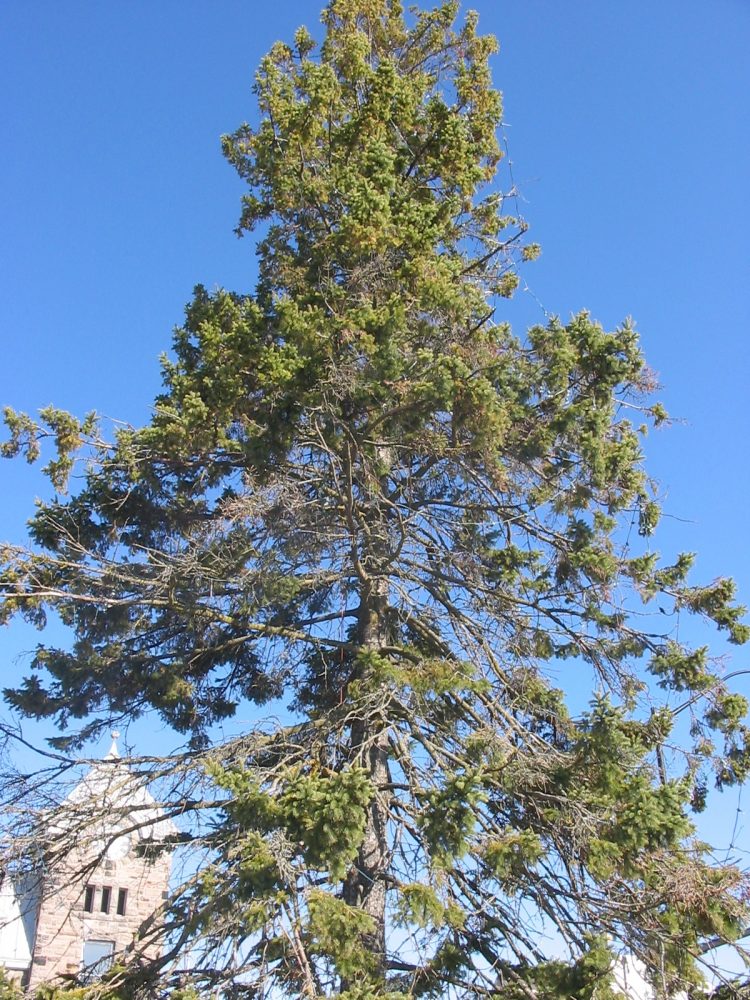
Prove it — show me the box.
[116,888,127,916]
[83,885,95,913]
[100,886,111,914]
[81,939,114,981]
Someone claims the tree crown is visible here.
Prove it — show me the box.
[1,2,749,997]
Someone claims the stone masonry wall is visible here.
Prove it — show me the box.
[27,847,171,990]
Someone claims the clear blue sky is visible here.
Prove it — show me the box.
[1,1,749,833]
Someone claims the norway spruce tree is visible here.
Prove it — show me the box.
[2,2,749,997]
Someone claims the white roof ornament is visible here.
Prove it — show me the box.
[105,729,121,761]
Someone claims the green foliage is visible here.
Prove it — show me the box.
[649,641,713,692]
[483,829,545,887]
[394,883,447,930]
[419,770,486,865]
[520,936,622,1000]
[2,405,98,491]
[337,988,409,1000]
[0,970,22,1000]
[306,890,377,980]
[211,762,373,883]
[680,577,750,644]
[280,767,373,880]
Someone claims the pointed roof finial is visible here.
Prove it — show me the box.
[105,730,121,760]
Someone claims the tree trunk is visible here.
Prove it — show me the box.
[343,578,390,978]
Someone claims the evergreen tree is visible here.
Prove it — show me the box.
[2,2,749,997]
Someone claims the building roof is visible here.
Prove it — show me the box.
[32,731,179,870]
[58,734,178,855]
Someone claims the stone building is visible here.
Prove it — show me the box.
[0,736,176,989]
